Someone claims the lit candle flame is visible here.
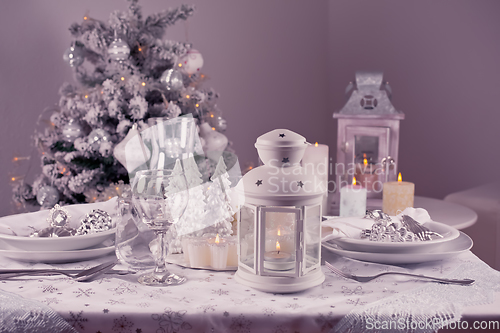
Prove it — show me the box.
[215,234,220,244]
[277,228,281,236]
[398,172,402,182]
[315,142,318,147]
[352,176,357,186]
[276,240,281,253]
[363,158,368,166]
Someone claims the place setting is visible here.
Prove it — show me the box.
[0,198,118,263]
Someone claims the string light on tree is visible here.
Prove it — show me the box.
[63,43,84,67]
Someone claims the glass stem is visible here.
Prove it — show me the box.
[154,231,168,275]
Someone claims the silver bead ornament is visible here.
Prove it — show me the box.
[62,119,84,143]
[108,38,130,62]
[76,209,113,235]
[36,185,59,207]
[87,128,111,149]
[160,68,184,91]
[63,44,84,67]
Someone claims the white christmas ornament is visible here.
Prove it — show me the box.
[108,38,130,62]
[62,119,84,143]
[88,128,111,149]
[36,185,59,208]
[160,68,184,91]
[198,122,228,162]
[179,49,204,75]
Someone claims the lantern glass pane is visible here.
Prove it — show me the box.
[239,205,255,270]
[354,135,379,164]
[304,204,321,270]
[262,208,297,275]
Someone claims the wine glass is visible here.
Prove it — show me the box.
[131,168,189,286]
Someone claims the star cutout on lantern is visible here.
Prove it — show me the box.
[279,133,285,138]
[282,157,290,163]
[255,180,263,186]
[297,181,304,188]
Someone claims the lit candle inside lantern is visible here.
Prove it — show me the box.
[382,172,415,215]
[302,142,329,214]
[210,234,229,269]
[355,158,380,193]
[339,176,367,217]
[263,240,294,271]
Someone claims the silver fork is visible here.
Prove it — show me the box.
[0,260,118,282]
[325,261,474,285]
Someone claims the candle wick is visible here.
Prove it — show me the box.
[277,251,280,254]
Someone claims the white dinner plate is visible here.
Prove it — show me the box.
[0,241,116,263]
[322,232,473,264]
[331,221,460,253]
[0,198,117,251]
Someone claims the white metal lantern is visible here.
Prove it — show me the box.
[234,129,325,293]
[333,71,404,202]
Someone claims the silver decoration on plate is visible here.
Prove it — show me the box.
[76,209,113,235]
[46,204,71,227]
[31,226,77,238]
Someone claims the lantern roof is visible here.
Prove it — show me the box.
[333,71,404,120]
[235,164,324,206]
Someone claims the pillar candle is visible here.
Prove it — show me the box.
[302,142,329,214]
[210,234,229,269]
[382,173,415,215]
[339,178,367,217]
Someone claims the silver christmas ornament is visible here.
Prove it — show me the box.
[88,128,111,149]
[36,185,59,207]
[108,38,130,62]
[62,119,84,143]
[76,209,113,235]
[160,68,184,91]
[63,44,84,67]
[46,204,71,227]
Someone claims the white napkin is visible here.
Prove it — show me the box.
[321,207,433,243]
[0,197,118,236]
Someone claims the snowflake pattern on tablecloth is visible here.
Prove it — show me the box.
[263,308,275,316]
[315,311,336,332]
[107,299,126,305]
[432,265,452,274]
[198,304,216,313]
[113,315,134,333]
[137,302,151,308]
[39,285,58,293]
[340,286,373,296]
[108,282,138,295]
[153,308,192,333]
[231,297,255,305]
[284,303,302,310]
[272,324,288,333]
[73,287,95,298]
[230,314,252,333]
[346,298,367,306]
[212,288,229,296]
[66,311,88,329]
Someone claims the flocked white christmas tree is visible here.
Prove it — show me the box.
[11,0,232,210]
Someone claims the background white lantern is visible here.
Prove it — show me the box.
[234,129,325,293]
[333,71,404,206]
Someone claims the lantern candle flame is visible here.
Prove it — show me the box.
[352,176,357,186]
[215,234,220,244]
[398,172,402,182]
[276,240,281,253]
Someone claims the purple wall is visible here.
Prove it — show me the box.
[1,0,499,216]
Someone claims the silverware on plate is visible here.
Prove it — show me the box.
[325,261,474,285]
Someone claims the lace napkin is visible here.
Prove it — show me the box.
[321,207,433,243]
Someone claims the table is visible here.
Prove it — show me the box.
[1,247,499,332]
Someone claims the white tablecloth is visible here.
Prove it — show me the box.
[1,248,499,333]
